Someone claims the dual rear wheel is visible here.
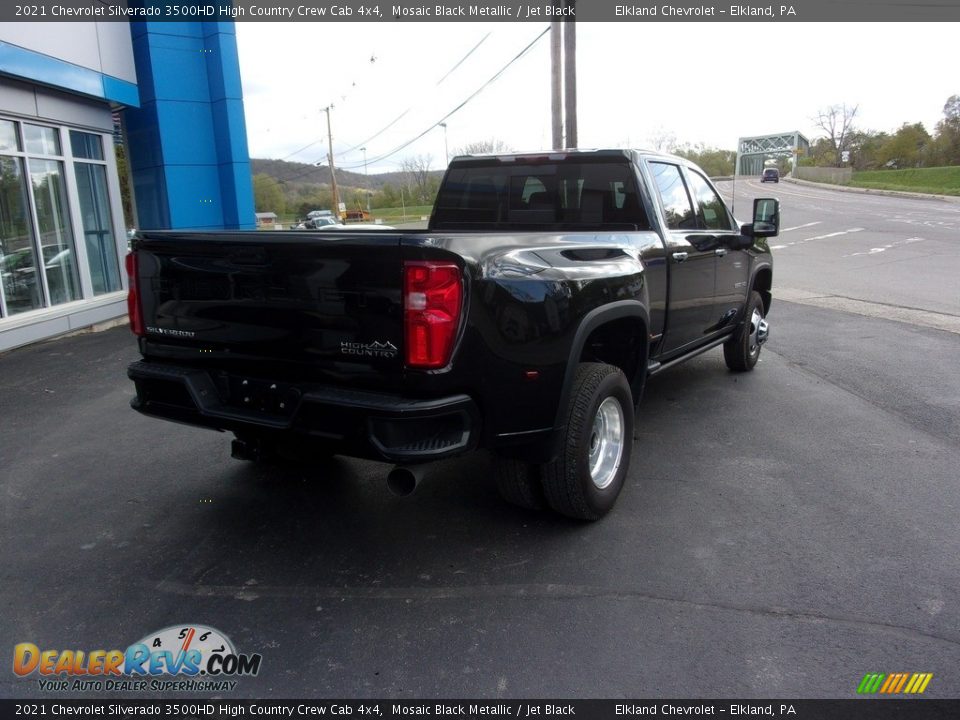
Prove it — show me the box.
[494,362,634,521]
[496,292,768,519]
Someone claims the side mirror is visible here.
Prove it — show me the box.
[750,198,780,238]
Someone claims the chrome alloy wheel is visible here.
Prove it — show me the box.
[748,307,769,357]
[587,396,625,490]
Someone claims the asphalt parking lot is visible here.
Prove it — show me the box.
[2,294,959,699]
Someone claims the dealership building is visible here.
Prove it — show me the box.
[0,20,255,352]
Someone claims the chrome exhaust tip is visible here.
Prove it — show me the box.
[386,466,423,497]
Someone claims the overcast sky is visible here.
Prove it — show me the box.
[235,22,959,174]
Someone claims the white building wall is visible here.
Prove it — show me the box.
[0,22,137,83]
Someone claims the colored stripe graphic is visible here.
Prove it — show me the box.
[906,673,933,694]
[879,674,898,693]
[857,672,932,694]
[857,673,884,694]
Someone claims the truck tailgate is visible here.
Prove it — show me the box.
[134,231,404,377]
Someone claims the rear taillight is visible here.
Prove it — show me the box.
[403,261,462,369]
[125,252,145,337]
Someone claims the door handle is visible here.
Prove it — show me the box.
[715,248,728,257]
[672,252,689,262]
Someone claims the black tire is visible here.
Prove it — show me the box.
[541,363,634,520]
[724,290,767,372]
[492,456,546,510]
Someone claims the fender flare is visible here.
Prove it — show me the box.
[548,300,650,455]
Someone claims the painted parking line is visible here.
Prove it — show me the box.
[771,227,864,250]
[780,221,822,233]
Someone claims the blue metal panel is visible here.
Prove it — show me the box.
[144,33,211,103]
[165,164,224,229]
[203,31,243,102]
[101,75,139,107]
[0,41,139,107]
[218,162,256,229]
[155,101,216,165]
[209,98,248,165]
[125,19,254,231]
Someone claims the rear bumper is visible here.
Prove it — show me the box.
[128,360,480,463]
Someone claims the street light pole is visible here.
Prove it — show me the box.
[323,105,340,220]
[438,122,449,166]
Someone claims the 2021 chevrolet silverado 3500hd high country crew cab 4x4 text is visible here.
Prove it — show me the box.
[127,149,779,520]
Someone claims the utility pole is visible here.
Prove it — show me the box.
[361,146,370,213]
[563,2,577,149]
[323,105,340,220]
[438,122,449,166]
[550,21,563,150]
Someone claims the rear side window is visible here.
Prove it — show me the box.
[649,162,696,230]
[431,160,650,231]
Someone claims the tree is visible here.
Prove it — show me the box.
[401,154,436,204]
[453,139,512,156]
[930,94,960,166]
[252,173,284,214]
[846,129,888,171]
[114,143,136,229]
[673,143,736,177]
[814,104,859,167]
[807,137,838,167]
[878,123,931,169]
[943,94,960,130]
[647,127,677,153]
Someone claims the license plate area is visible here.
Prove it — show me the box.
[224,375,301,418]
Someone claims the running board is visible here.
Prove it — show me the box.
[647,335,730,376]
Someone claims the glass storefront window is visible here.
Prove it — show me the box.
[23,124,61,156]
[75,162,121,294]
[0,155,43,315]
[70,131,104,161]
[1,117,123,320]
[29,159,81,305]
[0,120,20,153]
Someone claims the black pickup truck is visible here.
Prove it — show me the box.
[127,149,779,520]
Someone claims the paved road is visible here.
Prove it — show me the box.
[2,184,959,700]
[718,178,960,320]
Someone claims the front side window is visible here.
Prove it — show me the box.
[650,162,696,230]
[686,170,733,230]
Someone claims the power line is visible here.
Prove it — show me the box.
[275,32,491,169]
[334,32,492,159]
[272,27,547,184]
[338,26,549,170]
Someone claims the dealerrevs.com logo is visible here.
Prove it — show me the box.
[13,624,262,692]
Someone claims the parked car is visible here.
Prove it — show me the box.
[761,168,780,183]
[303,216,342,229]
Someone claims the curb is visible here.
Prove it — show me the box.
[784,177,960,204]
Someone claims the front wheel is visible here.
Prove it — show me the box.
[723,290,768,372]
[541,363,634,520]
